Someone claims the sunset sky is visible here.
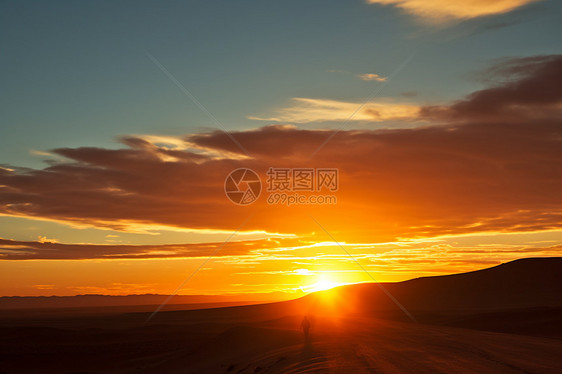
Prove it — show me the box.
[1,0,561,297]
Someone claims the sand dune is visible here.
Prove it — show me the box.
[303,257,562,313]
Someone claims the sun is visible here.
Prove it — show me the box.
[301,274,344,293]
[310,279,339,292]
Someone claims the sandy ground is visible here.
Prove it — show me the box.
[1,311,561,373]
[143,316,562,374]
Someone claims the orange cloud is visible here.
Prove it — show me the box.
[37,235,58,244]
[367,0,541,23]
[358,73,388,82]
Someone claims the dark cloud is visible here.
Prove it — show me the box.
[0,237,305,260]
[421,55,562,122]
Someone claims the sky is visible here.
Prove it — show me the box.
[0,0,561,297]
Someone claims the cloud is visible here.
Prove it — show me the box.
[37,235,58,244]
[367,0,541,23]
[0,55,561,243]
[358,73,388,82]
[2,230,560,276]
[0,237,306,260]
[32,284,56,290]
[248,97,420,123]
[30,150,56,157]
[421,55,562,121]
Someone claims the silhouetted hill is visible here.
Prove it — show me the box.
[305,257,562,313]
[295,257,562,337]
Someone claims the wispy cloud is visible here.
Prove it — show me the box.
[2,228,561,298]
[367,0,541,23]
[248,97,419,123]
[0,237,307,260]
[30,150,56,157]
[32,284,56,290]
[358,73,388,82]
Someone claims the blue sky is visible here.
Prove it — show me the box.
[1,0,560,170]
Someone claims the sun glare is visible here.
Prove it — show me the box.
[301,274,344,293]
[310,280,339,292]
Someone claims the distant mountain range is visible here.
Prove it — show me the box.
[0,292,291,310]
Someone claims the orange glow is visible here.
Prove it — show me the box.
[301,274,348,293]
[1,229,561,297]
